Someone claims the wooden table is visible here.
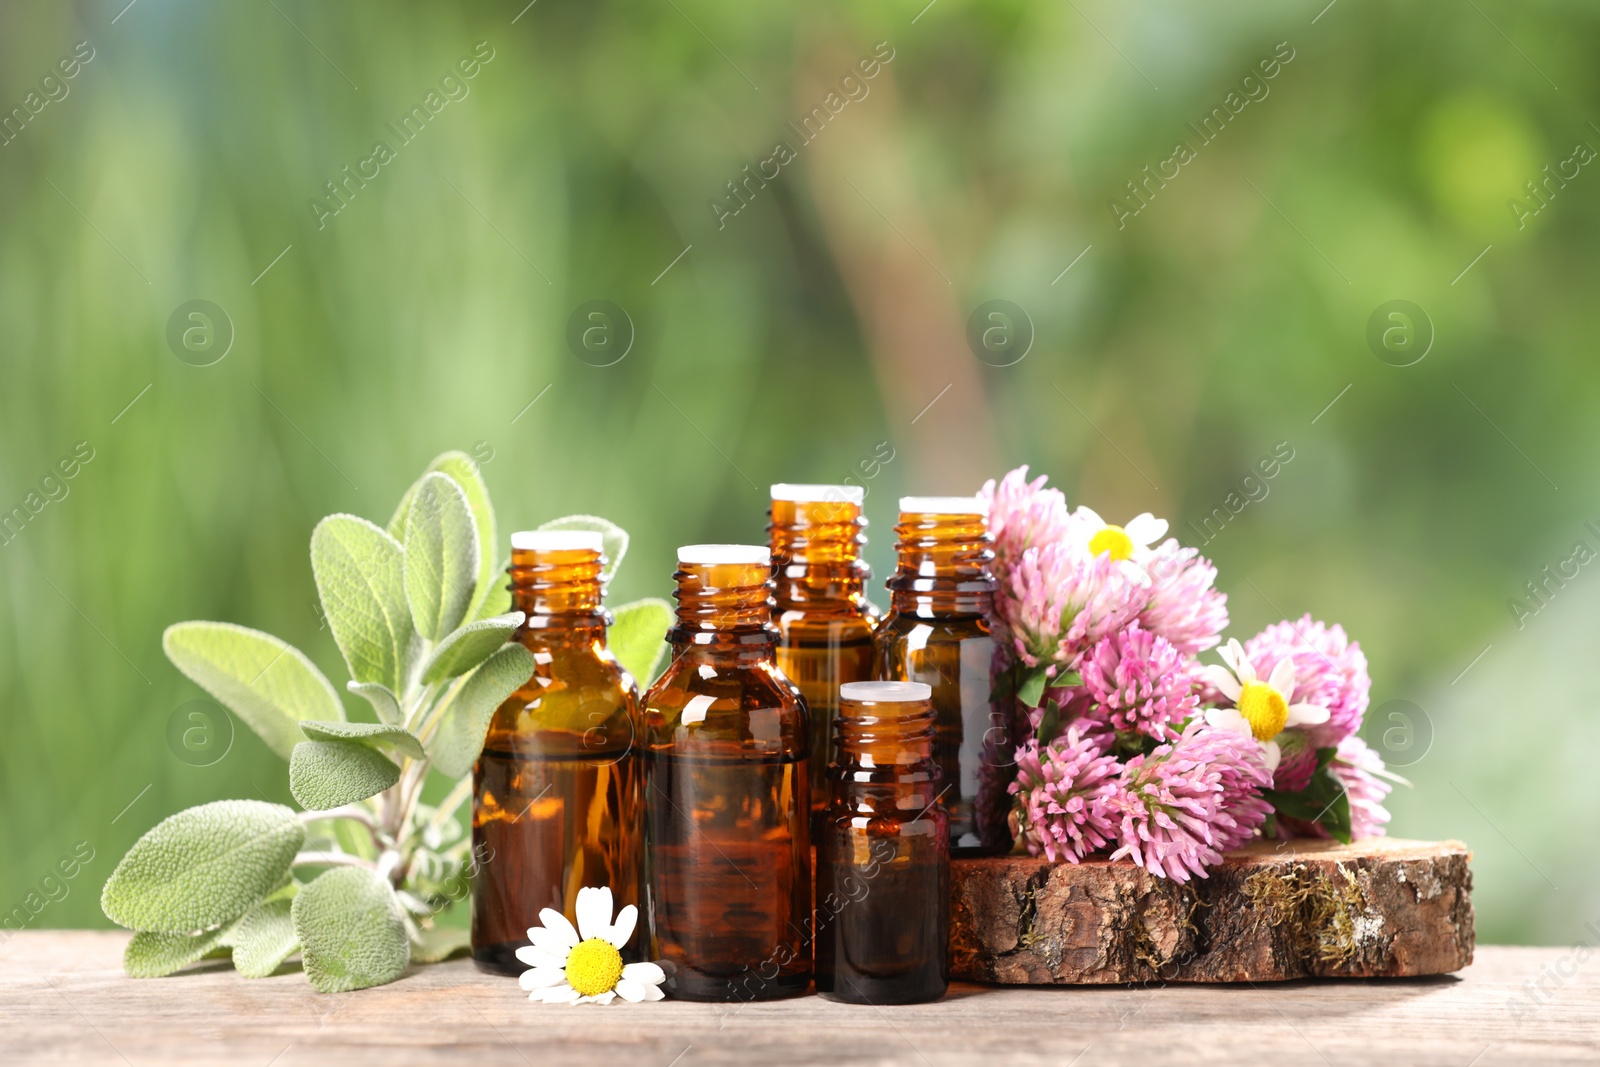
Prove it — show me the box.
[3,932,1595,1065]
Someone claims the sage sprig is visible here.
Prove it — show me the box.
[101,452,670,992]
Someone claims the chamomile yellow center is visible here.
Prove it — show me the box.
[1236,680,1289,741]
[565,938,623,996]
[1088,524,1135,562]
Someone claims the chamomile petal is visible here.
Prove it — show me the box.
[514,944,566,970]
[575,886,614,942]
[536,983,582,1004]
[1204,665,1243,702]
[1206,706,1251,736]
[527,925,575,958]
[1262,740,1282,774]
[1287,702,1330,726]
[1268,657,1297,697]
[615,977,648,1002]
[538,908,581,949]
[1124,513,1168,547]
[621,961,665,985]
[518,966,567,991]
[607,904,638,949]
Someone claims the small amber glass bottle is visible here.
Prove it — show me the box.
[768,483,879,834]
[643,545,812,1001]
[872,497,1014,856]
[471,531,644,974]
[815,681,948,1004]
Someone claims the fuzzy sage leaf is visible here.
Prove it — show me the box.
[426,643,537,779]
[346,681,403,726]
[124,927,230,978]
[300,720,425,760]
[230,897,299,978]
[538,514,628,581]
[392,452,499,619]
[419,611,525,684]
[403,473,479,641]
[289,740,401,810]
[609,598,672,684]
[163,622,344,759]
[311,515,416,696]
[292,866,411,993]
[101,800,303,933]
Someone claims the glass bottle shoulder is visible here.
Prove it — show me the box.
[642,652,808,759]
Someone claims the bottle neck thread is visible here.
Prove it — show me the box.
[886,511,996,615]
[833,697,939,777]
[668,560,776,649]
[508,547,608,633]
[768,498,871,609]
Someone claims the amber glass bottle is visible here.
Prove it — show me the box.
[471,531,644,975]
[872,497,1013,856]
[768,484,878,834]
[815,681,948,1004]
[643,545,812,1001]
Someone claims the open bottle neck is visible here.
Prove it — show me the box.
[832,697,940,785]
[768,496,872,611]
[508,546,611,640]
[885,511,996,615]
[666,559,778,655]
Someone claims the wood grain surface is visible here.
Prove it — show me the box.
[4,931,1596,1065]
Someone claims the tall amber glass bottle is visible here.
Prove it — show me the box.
[643,545,812,1001]
[768,484,878,834]
[815,681,948,1004]
[472,531,644,974]
[872,497,1013,855]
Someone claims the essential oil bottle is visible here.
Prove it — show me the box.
[768,484,878,834]
[815,681,948,1005]
[643,545,812,1001]
[872,496,1014,855]
[471,531,644,974]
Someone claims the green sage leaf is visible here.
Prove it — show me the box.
[311,515,416,696]
[538,514,628,581]
[347,681,403,726]
[471,563,512,622]
[410,925,471,964]
[231,897,299,978]
[101,800,303,933]
[292,866,410,993]
[609,598,672,685]
[163,622,344,760]
[419,612,525,684]
[391,453,499,618]
[300,720,424,761]
[124,927,230,978]
[289,740,400,810]
[403,473,480,641]
[427,643,536,779]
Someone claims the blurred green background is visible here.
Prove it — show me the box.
[2,0,1595,947]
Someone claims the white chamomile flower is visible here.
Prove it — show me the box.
[1202,638,1330,774]
[516,886,666,1005]
[1073,506,1168,564]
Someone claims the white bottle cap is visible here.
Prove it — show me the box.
[899,496,989,516]
[677,544,771,565]
[839,681,933,702]
[770,483,865,504]
[511,530,605,552]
